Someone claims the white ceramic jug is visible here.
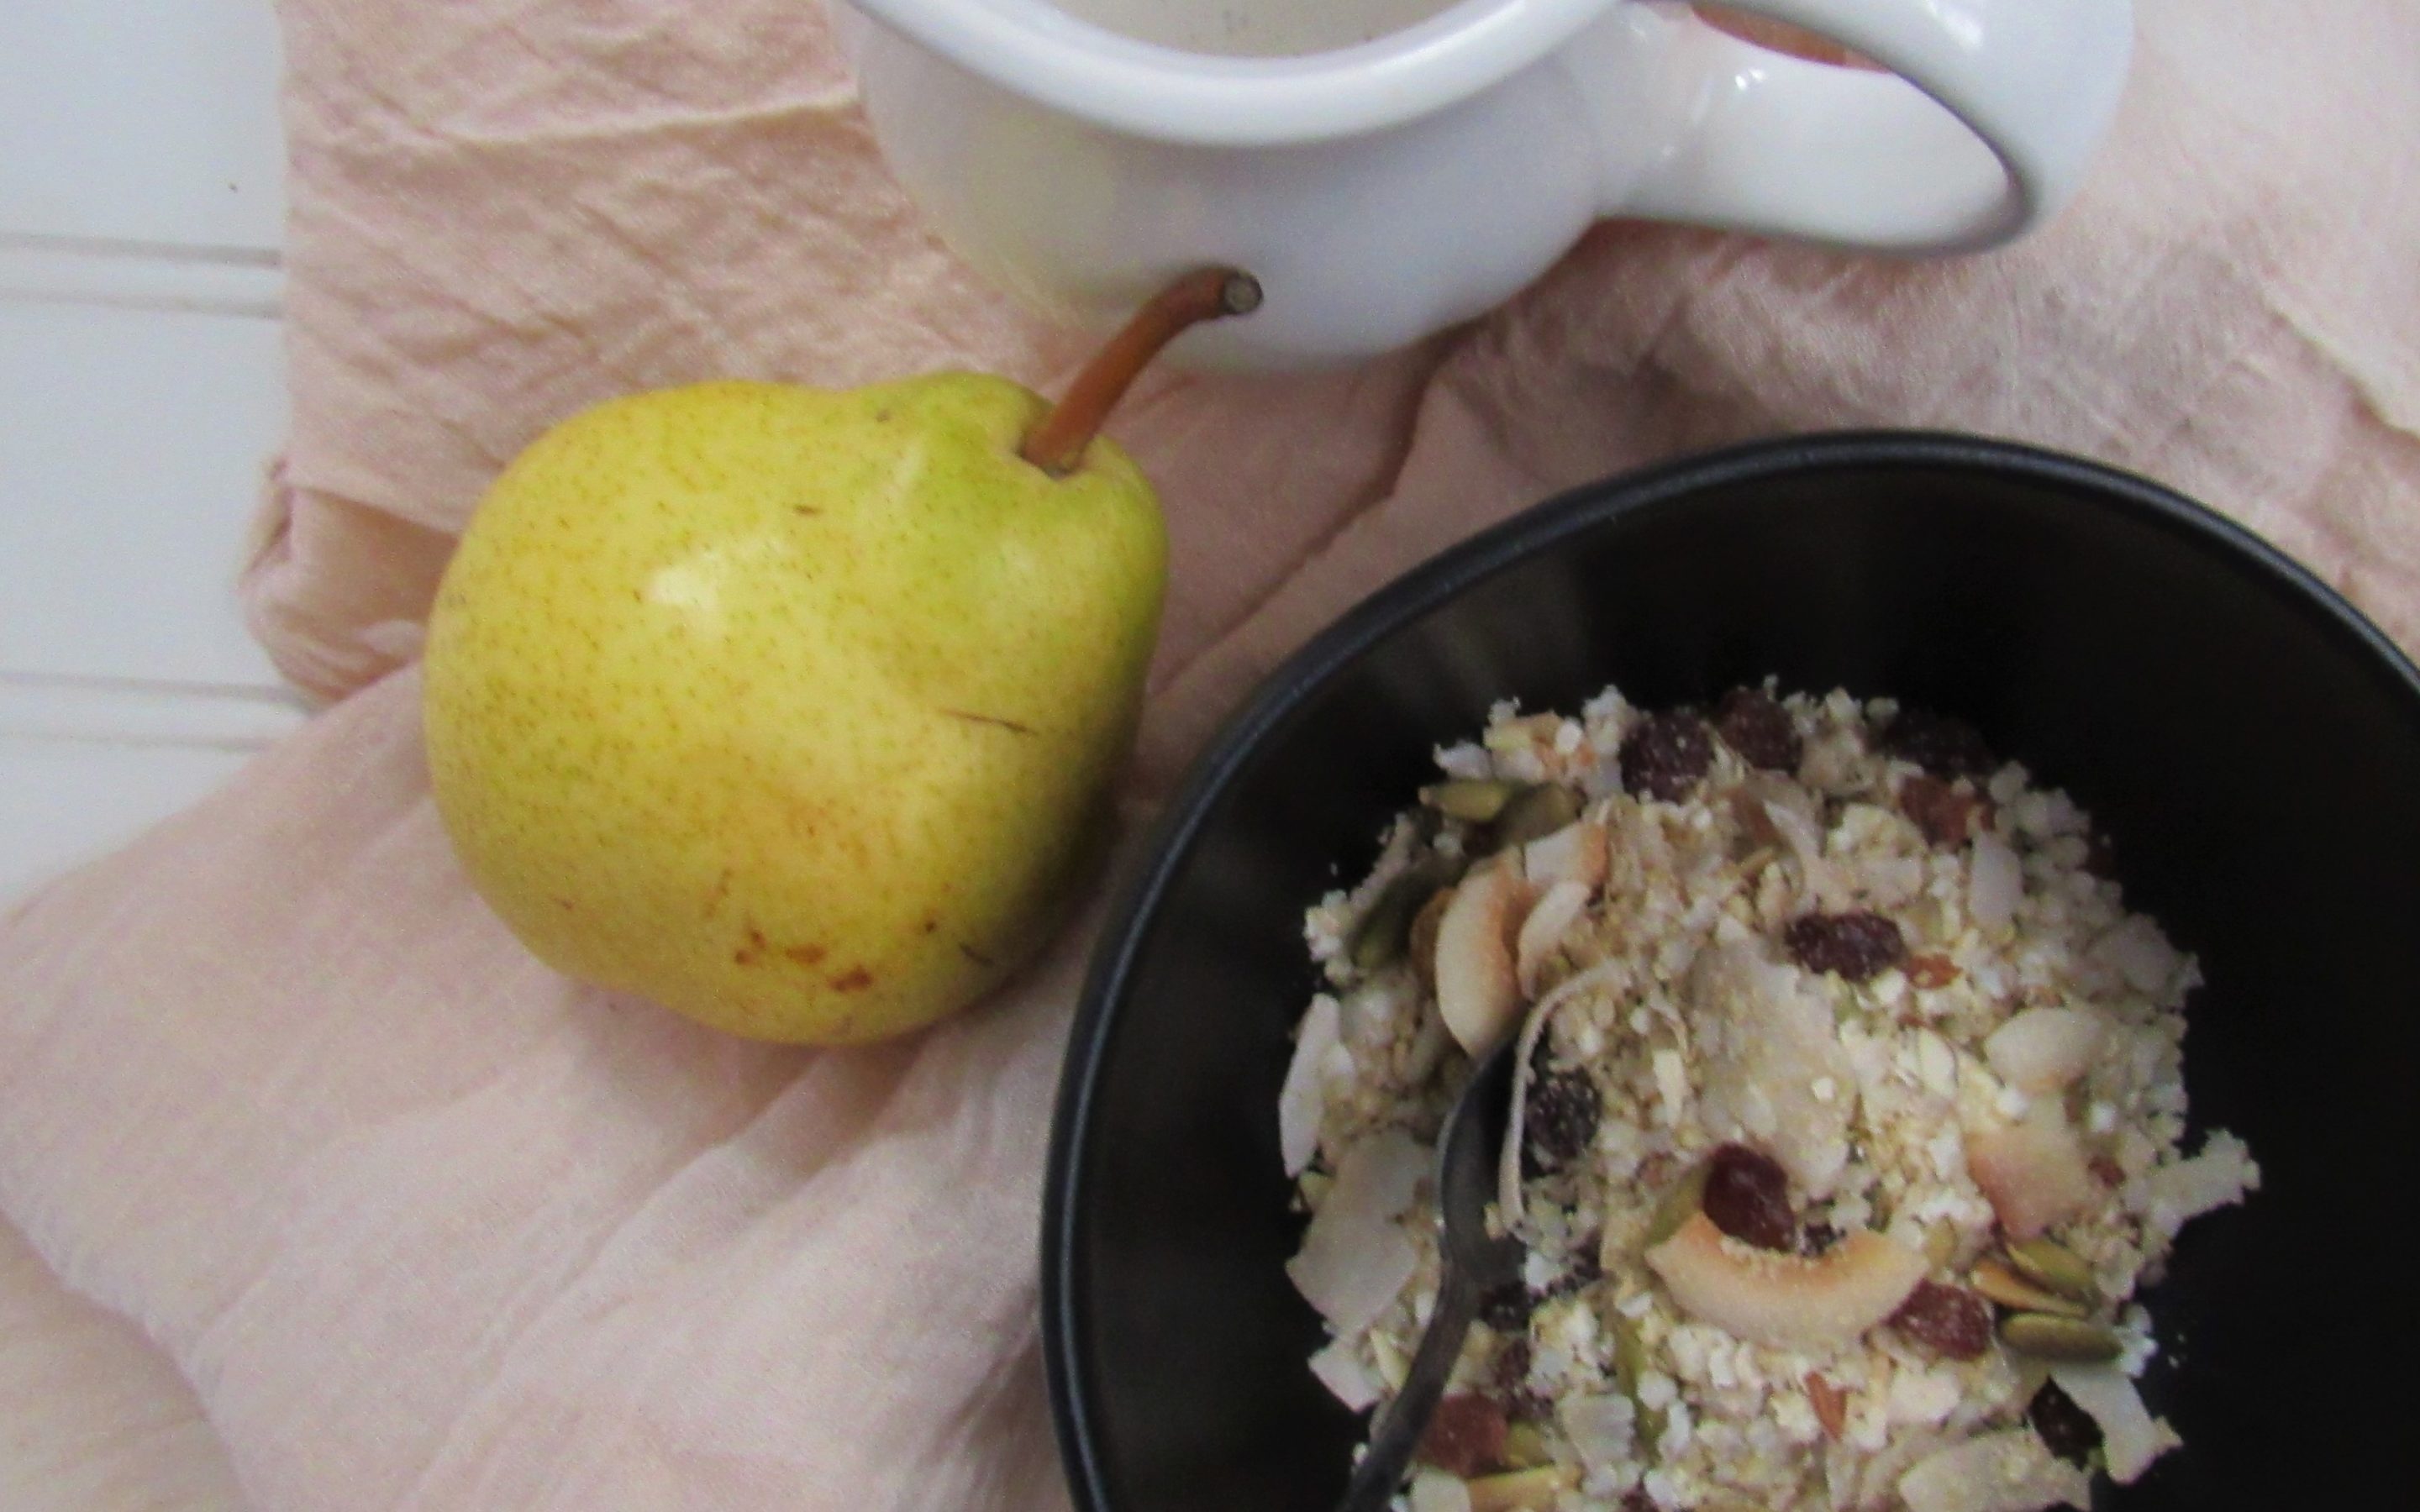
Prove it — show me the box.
[839,0,2133,368]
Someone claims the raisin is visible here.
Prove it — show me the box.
[1621,711,1715,801]
[1899,773,1988,846]
[1881,708,1996,779]
[1715,687,1802,773]
[1701,1143,1797,1251]
[1418,1393,1509,1478]
[1783,910,1907,982]
[1889,1281,1994,1360]
[1523,1068,1602,1173]
[2028,1378,2104,1467]
[1799,1221,1843,1257]
[1479,1278,1534,1332]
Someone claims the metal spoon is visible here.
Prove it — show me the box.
[1336,1037,1525,1512]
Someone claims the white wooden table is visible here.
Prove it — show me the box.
[1,0,306,906]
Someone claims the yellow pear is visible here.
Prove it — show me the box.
[423,271,1259,1043]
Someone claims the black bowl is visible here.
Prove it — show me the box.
[1044,433,2420,1510]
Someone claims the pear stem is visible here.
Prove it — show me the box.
[1018,267,1263,477]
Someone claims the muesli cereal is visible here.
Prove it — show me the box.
[1281,685,2257,1512]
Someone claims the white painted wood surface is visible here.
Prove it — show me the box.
[1,0,305,906]
[4,7,292,1501]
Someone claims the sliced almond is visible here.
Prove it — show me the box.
[1521,817,1607,891]
[1514,878,1591,996]
[1644,1211,1928,1351]
[1433,858,1528,1055]
[1965,1102,2097,1240]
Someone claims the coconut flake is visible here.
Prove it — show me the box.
[2128,1130,2261,1236]
[1286,1127,1427,1334]
[2049,1362,2183,1483]
[1408,1468,1474,1512]
[1983,1007,2110,1095]
[1897,1429,2093,1512]
[1497,960,1623,1231]
[2091,915,2184,995]
[1688,942,1856,1196]
[1308,1336,1382,1410]
[1969,832,2022,936]
[1434,858,1528,1055]
[1280,995,1344,1177]
[1523,819,1607,891]
[1644,1212,1927,1351]
[1764,796,1851,911]
[1556,1393,1638,1473]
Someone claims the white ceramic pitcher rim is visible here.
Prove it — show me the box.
[846,0,1621,147]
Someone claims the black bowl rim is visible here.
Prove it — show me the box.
[1038,428,2420,1512]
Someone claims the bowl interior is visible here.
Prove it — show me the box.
[1047,438,2420,1510]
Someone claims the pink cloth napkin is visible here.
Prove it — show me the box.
[4,1,2418,1506]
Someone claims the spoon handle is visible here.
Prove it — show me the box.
[1334,1271,1481,1512]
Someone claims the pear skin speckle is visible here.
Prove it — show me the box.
[423,378,1165,1042]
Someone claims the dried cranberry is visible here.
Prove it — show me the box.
[1701,1144,1797,1251]
[1899,773,1988,846]
[1418,1394,1509,1477]
[1523,1068,1602,1173]
[1783,910,1907,982]
[1906,953,1960,990]
[2028,1379,2104,1467]
[1889,1281,1994,1361]
[1715,688,1802,773]
[1881,708,1996,779]
[1621,711,1715,801]
[1479,1279,1534,1332]
[1622,1493,1656,1512]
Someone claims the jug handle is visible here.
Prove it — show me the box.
[1622,0,2134,249]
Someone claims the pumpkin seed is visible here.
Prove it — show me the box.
[1466,1465,1578,1512]
[1348,857,1459,972]
[1642,1160,1712,1249]
[1421,779,1521,823]
[1998,1312,2121,1363]
[1499,1422,1553,1470]
[1491,783,1586,850]
[1923,1221,1960,1271]
[1970,1259,2088,1319]
[1407,885,1455,995]
[2006,1237,2102,1305]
